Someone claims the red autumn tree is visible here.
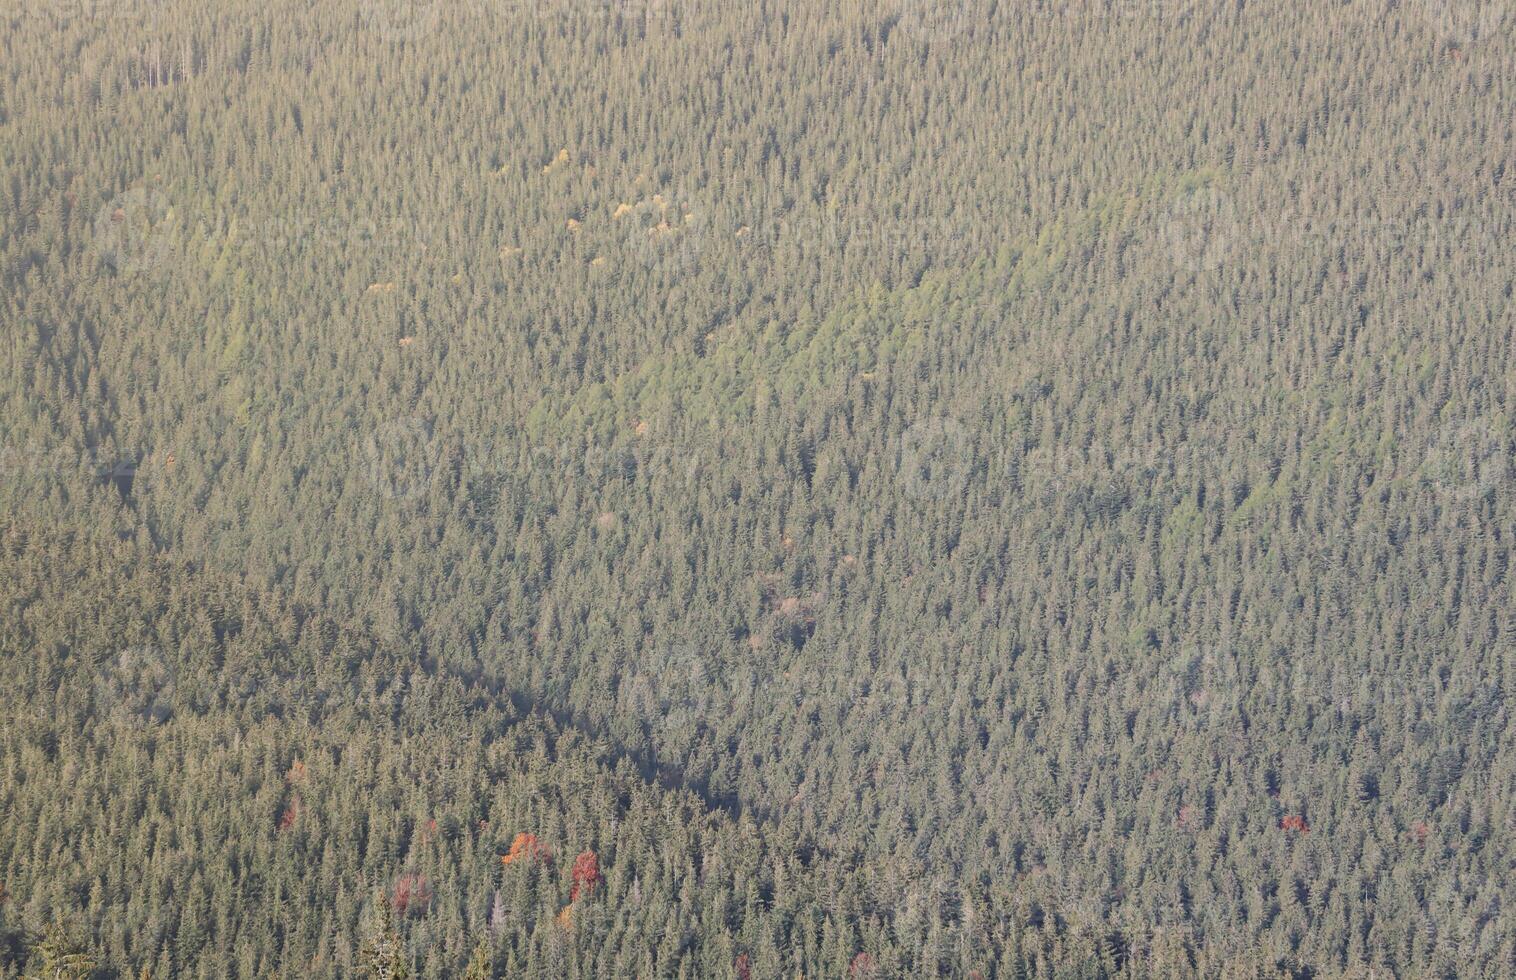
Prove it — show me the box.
[570,850,602,901]
[848,952,877,978]
[1280,814,1309,834]
[277,798,301,832]
[392,874,433,917]
[734,953,752,980]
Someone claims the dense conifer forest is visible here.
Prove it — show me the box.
[1,0,1513,975]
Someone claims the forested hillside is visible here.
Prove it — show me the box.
[1,0,1513,976]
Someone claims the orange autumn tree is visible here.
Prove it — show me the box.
[570,850,601,901]
[500,832,551,867]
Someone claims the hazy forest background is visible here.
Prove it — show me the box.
[0,0,1513,976]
